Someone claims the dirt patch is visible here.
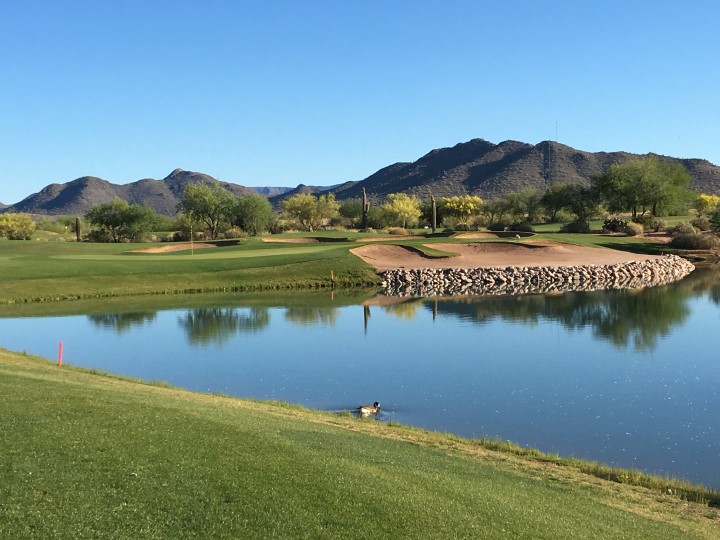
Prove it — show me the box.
[351,240,660,271]
[132,243,216,254]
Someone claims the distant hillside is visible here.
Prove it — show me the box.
[330,139,720,202]
[251,186,293,197]
[6,169,257,216]
[5,138,720,216]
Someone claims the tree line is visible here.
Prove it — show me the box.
[3,156,720,242]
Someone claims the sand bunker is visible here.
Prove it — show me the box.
[351,240,660,271]
[132,242,216,254]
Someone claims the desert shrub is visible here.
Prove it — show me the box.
[35,218,67,234]
[470,215,488,229]
[385,227,411,235]
[86,229,113,243]
[691,216,711,232]
[560,221,590,233]
[508,221,535,233]
[631,215,657,229]
[221,227,246,239]
[667,222,696,237]
[649,219,666,232]
[487,221,508,232]
[602,217,627,233]
[622,222,644,236]
[669,233,719,250]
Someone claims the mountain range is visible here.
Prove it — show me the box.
[4,138,720,216]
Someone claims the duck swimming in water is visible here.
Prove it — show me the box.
[357,401,380,416]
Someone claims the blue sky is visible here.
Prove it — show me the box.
[1,1,718,204]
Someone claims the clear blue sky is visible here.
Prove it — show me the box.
[2,0,718,204]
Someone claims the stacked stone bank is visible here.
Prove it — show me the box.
[378,255,695,297]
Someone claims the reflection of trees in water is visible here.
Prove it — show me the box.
[284,307,337,326]
[407,269,720,351]
[178,308,270,345]
[384,302,422,319]
[88,312,157,333]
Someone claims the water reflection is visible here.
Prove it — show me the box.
[178,308,270,345]
[83,268,720,351]
[284,307,338,326]
[88,312,157,333]
[373,267,720,351]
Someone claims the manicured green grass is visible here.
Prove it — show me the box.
[1,349,718,539]
[0,228,685,304]
[0,238,380,303]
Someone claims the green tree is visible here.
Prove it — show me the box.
[86,198,157,242]
[504,188,543,223]
[541,183,574,222]
[481,198,510,224]
[316,193,340,224]
[234,195,275,236]
[282,193,339,231]
[0,213,36,240]
[177,182,236,240]
[380,193,421,228]
[441,195,483,225]
[593,157,693,217]
[708,206,720,233]
[282,193,318,230]
[564,184,601,222]
[339,198,363,227]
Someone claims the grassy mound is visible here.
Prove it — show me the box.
[1,349,717,539]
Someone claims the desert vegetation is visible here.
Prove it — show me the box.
[3,157,719,251]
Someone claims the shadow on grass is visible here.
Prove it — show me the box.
[594,241,672,256]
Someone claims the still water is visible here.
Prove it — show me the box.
[2,270,719,488]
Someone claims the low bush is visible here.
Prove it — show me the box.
[220,228,247,239]
[602,217,627,233]
[508,221,535,232]
[631,215,657,229]
[649,218,666,233]
[560,221,590,233]
[691,216,711,232]
[385,227,411,235]
[487,221,508,232]
[622,222,644,236]
[667,222,696,237]
[669,233,719,250]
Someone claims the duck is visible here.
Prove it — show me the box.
[357,401,380,416]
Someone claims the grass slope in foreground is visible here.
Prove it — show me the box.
[1,351,718,539]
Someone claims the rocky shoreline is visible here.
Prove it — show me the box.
[378,255,695,297]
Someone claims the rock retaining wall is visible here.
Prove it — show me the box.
[378,255,695,297]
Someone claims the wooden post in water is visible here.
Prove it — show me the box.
[58,341,63,366]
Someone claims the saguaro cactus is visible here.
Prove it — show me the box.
[75,216,81,242]
[361,187,370,230]
[431,195,437,234]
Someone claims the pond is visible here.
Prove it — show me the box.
[1,269,719,489]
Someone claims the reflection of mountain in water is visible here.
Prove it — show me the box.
[284,307,338,326]
[178,308,270,345]
[88,312,157,333]
[383,268,720,352]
